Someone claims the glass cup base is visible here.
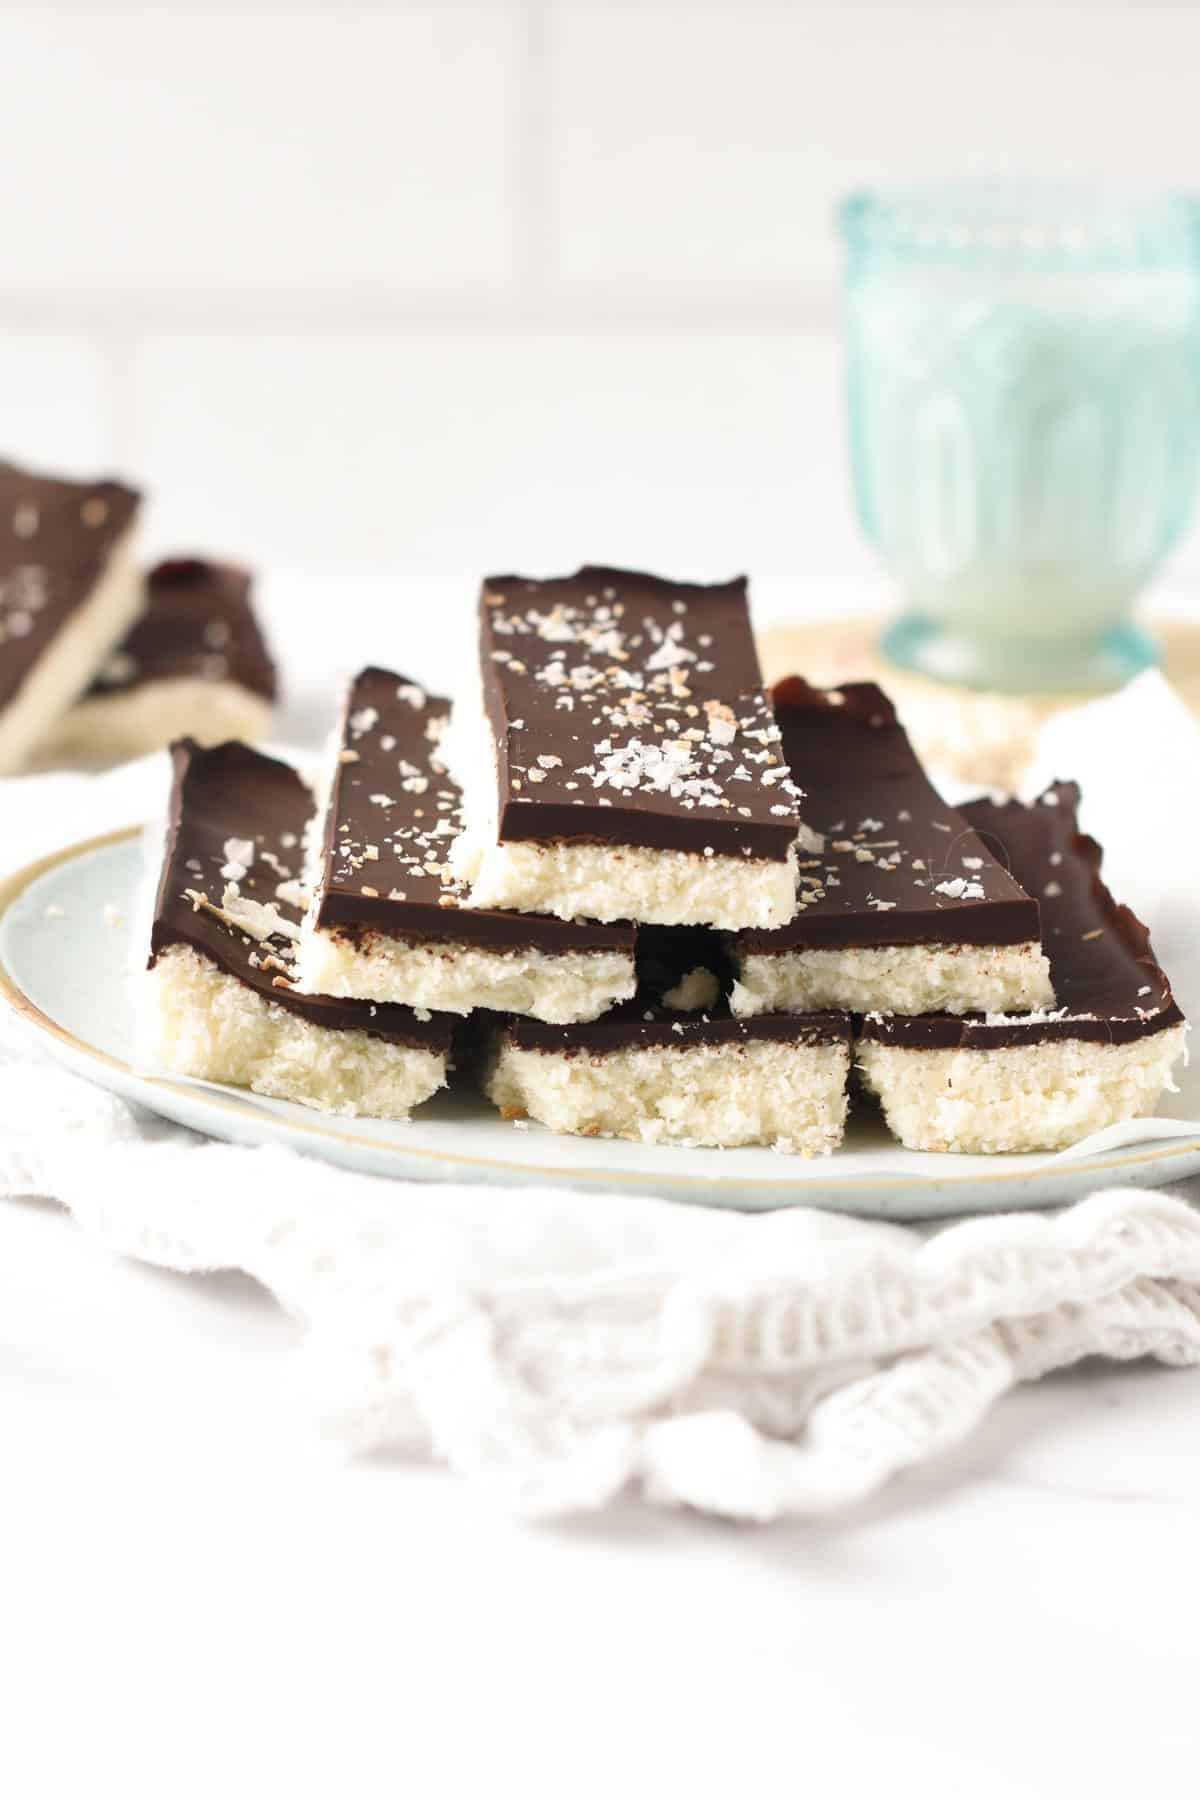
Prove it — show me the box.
[879,612,1159,695]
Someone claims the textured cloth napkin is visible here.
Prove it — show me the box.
[2,674,1200,1523]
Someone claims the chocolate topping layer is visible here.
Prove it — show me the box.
[89,557,277,701]
[859,783,1183,1050]
[314,666,635,956]
[150,739,452,1051]
[0,460,141,709]
[504,1004,851,1057]
[477,566,803,860]
[736,678,1040,952]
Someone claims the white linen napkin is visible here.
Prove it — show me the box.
[2,673,1199,1523]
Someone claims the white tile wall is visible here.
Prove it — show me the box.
[0,8,520,297]
[132,326,866,585]
[550,5,1200,297]
[2,0,1199,626]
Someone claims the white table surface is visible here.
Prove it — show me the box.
[6,571,1200,1799]
[4,1184,1198,1800]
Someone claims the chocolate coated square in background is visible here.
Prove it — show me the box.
[89,558,277,702]
[0,460,141,709]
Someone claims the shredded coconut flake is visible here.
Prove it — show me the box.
[222,837,255,882]
[184,885,301,943]
[933,876,986,901]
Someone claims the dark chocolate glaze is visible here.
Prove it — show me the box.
[88,558,277,702]
[859,783,1183,1049]
[149,738,453,1052]
[477,566,802,861]
[314,666,636,957]
[505,1003,852,1057]
[0,460,141,709]
[736,678,1039,951]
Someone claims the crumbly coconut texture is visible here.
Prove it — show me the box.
[31,678,272,768]
[662,965,722,1012]
[296,925,636,1024]
[0,529,142,774]
[143,944,448,1120]
[443,651,800,930]
[731,940,1054,1019]
[487,1037,850,1155]
[452,828,799,929]
[857,1026,1187,1155]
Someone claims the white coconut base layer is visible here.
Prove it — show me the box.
[32,679,273,768]
[142,944,448,1119]
[0,529,143,774]
[295,924,636,1023]
[450,829,799,930]
[486,1036,850,1155]
[731,940,1054,1018]
[857,1025,1187,1154]
[441,659,801,929]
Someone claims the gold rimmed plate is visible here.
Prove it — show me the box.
[2,827,1199,1219]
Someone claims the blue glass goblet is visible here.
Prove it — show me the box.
[841,185,1200,691]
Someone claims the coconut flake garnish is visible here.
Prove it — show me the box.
[184,884,301,942]
[934,877,985,901]
[221,837,255,881]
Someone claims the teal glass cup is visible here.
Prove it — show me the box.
[840,186,1200,691]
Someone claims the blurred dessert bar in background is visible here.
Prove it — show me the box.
[37,557,276,766]
[0,461,143,774]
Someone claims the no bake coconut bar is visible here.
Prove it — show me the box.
[296,666,637,1023]
[143,739,453,1118]
[857,783,1187,1153]
[0,460,143,774]
[443,566,807,929]
[729,679,1054,1017]
[486,1007,852,1155]
[38,557,276,765]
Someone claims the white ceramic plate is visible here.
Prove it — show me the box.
[3,827,1199,1220]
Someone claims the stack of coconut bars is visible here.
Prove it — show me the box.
[0,458,277,772]
[142,566,1186,1157]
